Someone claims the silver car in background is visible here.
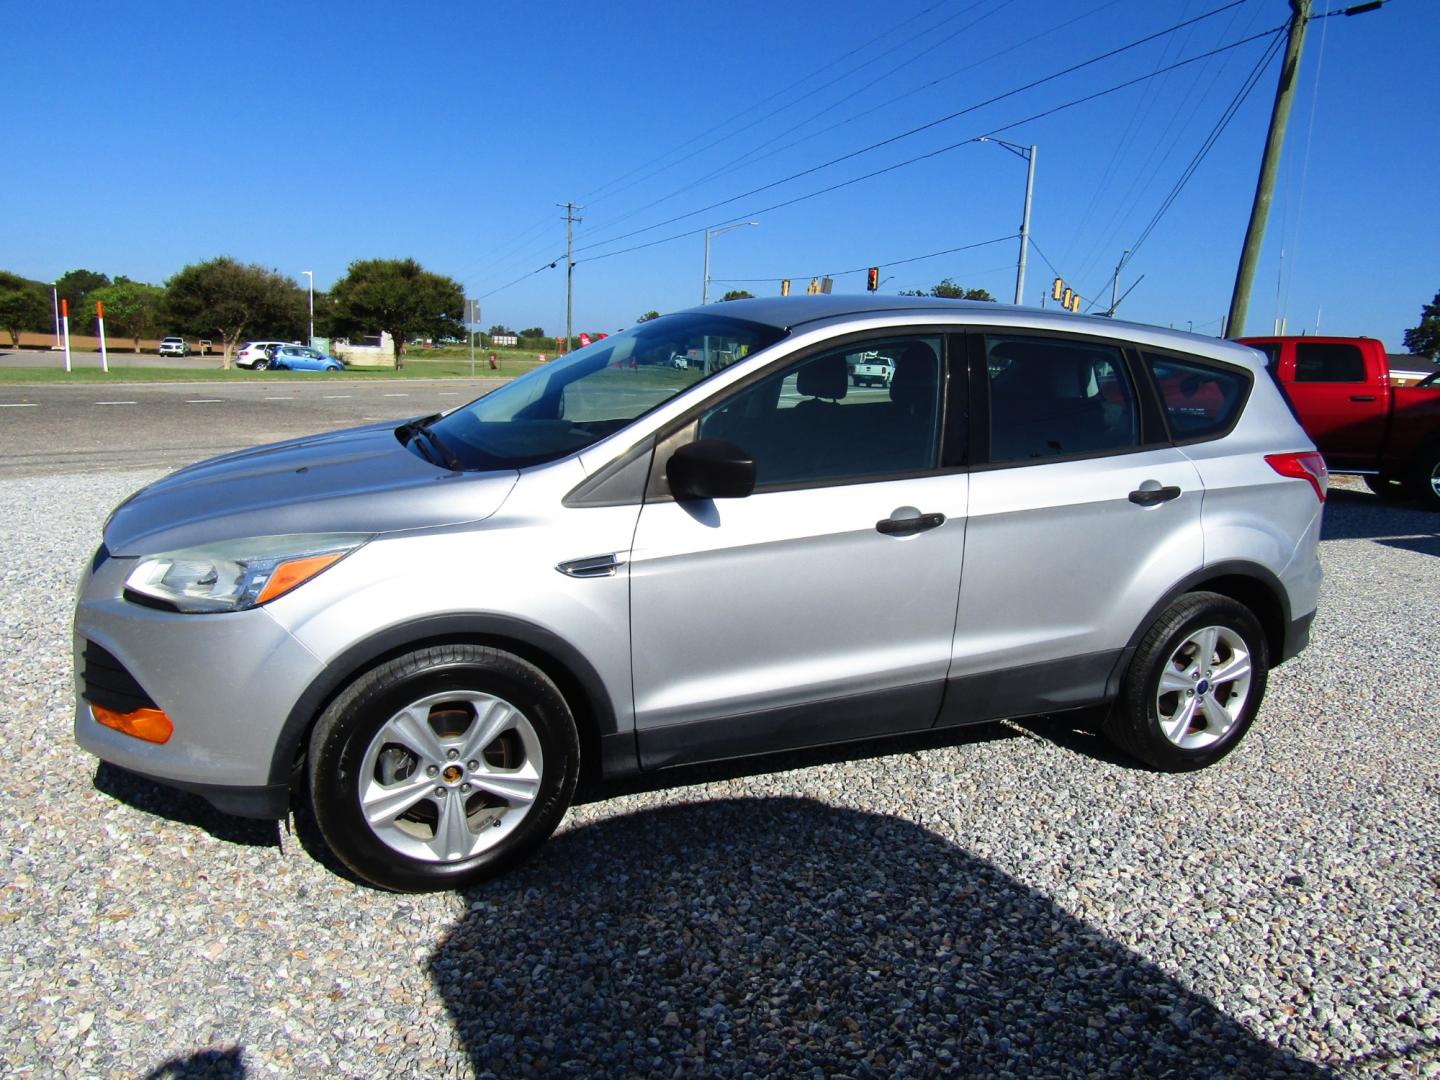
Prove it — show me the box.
[74,296,1325,892]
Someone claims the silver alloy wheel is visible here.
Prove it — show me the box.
[1428,460,1440,500]
[1154,625,1253,750]
[357,690,544,863]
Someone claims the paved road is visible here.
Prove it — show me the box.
[0,378,506,478]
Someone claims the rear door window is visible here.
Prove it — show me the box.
[1294,342,1366,383]
[983,336,1138,463]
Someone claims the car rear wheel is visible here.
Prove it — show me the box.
[253,358,269,371]
[307,644,579,892]
[1103,592,1268,771]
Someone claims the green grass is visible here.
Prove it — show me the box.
[0,355,548,384]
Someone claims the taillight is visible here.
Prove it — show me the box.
[1265,451,1328,502]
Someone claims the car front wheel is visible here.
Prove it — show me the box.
[1411,443,1440,512]
[307,644,579,891]
[1103,592,1268,771]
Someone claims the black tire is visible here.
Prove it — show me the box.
[1102,592,1269,772]
[1363,474,1413,501]
[307,644,580,892]
[254,358,270,371]
[1409,443,1440,512]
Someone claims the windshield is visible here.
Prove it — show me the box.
[423,312,786,469]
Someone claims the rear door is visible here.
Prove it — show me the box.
[940,331,1203,725]
[1279,341,1387,469]
[629,331,968,768]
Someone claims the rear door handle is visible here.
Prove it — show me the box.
[1128,485,1181,506]
[1349,394,1377,402]
[876,512,945,535]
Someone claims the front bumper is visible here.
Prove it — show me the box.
[73,548,327,807]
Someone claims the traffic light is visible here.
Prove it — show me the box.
[867,266,879,292]
[780,279,790,297]
[1062,287,1073,310]
[806,277,820,295]
[1052,277,1064,301]
[1068,292,1082,312]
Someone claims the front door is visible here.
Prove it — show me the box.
[629,333,967,768]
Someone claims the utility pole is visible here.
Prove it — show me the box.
[1226,0,1310,339]
[559,202,582,352]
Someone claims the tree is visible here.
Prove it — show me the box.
[0,271,50,348]
[164,257,305,367]
[636,310,661,322]
[329,258,464,369]
[56,268,111,320]
[519,327,547,341]
[88,278,164,351]
[1403,289,1440,359]
[487,324,517,339]
[719,290,754,302]
[900,279,996,301]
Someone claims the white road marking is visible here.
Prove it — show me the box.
[383,393,410,397]
[0,403,39,408]
[263,396,291,400]
[322,395,352,399]
[185,399,223,404]
[95,401,138,405]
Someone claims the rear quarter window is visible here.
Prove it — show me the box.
[1144,353,1251,441]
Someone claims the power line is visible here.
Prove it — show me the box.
[703,234,1019,284]
[479,24,1282,299]
[566,0,1259,261]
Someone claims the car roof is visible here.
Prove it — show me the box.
[683,295,1265,372]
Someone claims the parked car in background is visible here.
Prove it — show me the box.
[1239,335,1440,509]
[236,341,291,370]
[75,297,1323,892]
[157,337,190,358]
[268,345,344,372]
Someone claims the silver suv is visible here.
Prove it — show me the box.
[74,297,1325,892]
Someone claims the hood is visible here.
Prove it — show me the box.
[104,421,519,555]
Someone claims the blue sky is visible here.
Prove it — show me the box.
[5,0,1436,347]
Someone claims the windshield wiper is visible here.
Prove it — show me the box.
[397,413,461,471]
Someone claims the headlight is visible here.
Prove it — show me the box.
[124,533,370,613]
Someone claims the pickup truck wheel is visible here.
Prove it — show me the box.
[1102,592,1268,772]
[307,644,580,892]
[1410,444,1440,511]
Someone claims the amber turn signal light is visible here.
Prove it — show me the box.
[93,704,174,744]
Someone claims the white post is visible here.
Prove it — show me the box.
[97,302,109,373]
[61,298,72,372]
[51,285,60,348]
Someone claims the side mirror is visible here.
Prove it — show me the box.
[667,439,755,501]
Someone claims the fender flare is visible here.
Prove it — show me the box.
[267,613,622,787]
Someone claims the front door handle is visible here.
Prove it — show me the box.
[1349,394,1377,402]
[1129,485,1182,506]
[876,512,945,535]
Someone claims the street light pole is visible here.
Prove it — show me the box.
[980,138,1037,305]
[703,222,760,303]
[302,270,314,348]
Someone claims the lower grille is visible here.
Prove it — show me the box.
[81,641,158,714]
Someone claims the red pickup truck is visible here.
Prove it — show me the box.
[1238,336,1440,510]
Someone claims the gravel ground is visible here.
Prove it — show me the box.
[2,471,1437,1078]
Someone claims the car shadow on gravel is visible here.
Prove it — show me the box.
[1320,488,1440,555]
[92,763,280,848]
[432,798,1331,1078]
